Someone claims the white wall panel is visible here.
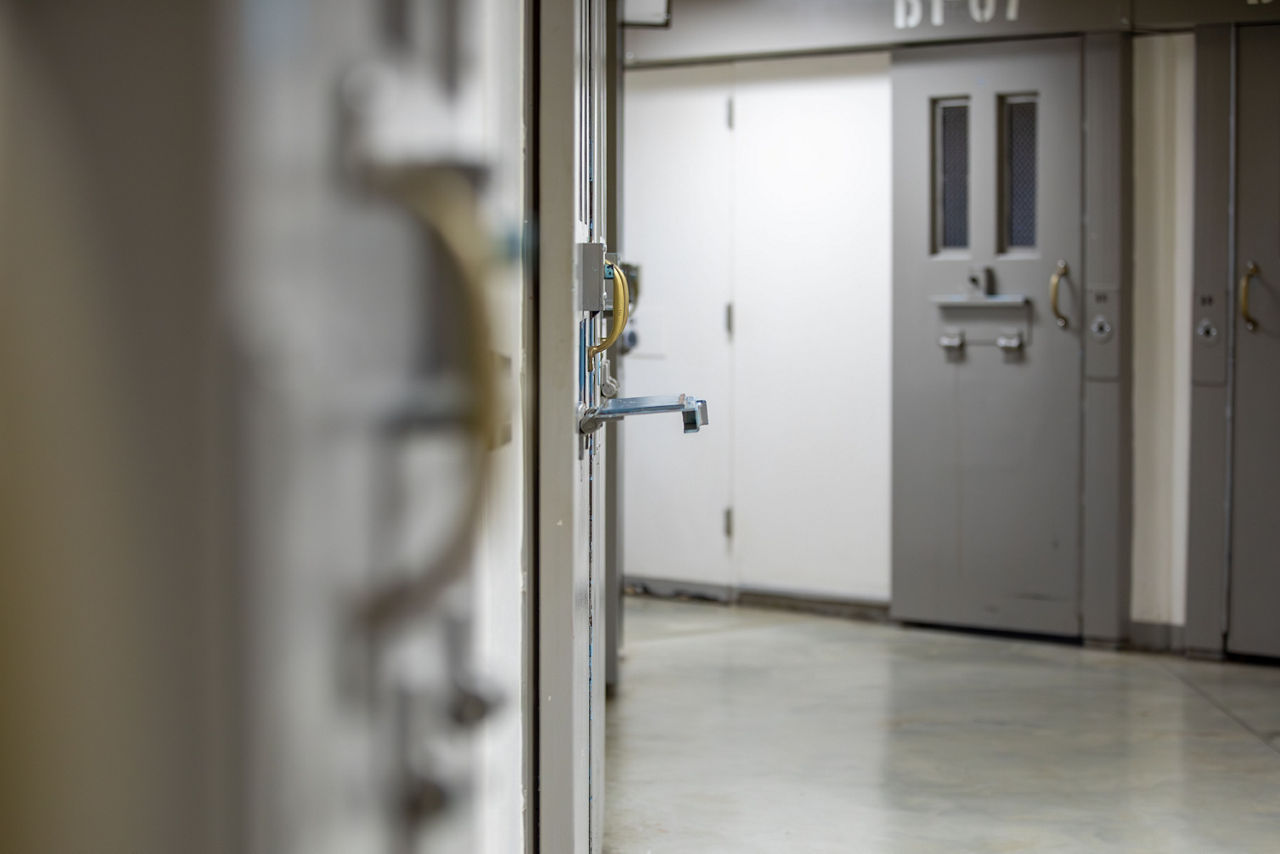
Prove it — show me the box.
[622,65,736,587]
[730,54,892,602]
[622,54,892,601]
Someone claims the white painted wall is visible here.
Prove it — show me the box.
[622,54,893,602]
[622,64,736,588]
[1131,34,1195,626]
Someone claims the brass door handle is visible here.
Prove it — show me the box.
[1049,260,1070,329]
[1241,261,1260,333]
[588,260,630,368]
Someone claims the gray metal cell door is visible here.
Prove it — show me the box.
[891,39,1084,636]
[1228,26,1280,659]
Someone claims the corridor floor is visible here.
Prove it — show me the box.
[604,596,1280,853]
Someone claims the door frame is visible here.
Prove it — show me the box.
[1183,24,1234,659]
[535,0,611,851]
[1079,33,1135,644]
[604,0,625,694]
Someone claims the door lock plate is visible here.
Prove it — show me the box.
[1089,315,1114,342]
[1195,317,1220,346]
[579,242,607,311]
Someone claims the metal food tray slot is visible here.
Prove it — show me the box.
[931,294,1031,307]
[933,294,1032,350]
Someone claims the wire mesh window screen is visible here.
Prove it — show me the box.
[1002,95,1038,249]
[934,99,970,250]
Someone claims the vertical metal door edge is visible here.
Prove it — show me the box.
[537,0,594,850]
[523,0,541,847]
[1081,33,1134,643]
[1183,25,1234,657]
[604,0,624,695]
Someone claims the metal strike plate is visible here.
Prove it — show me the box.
[1084,287,1121,381]
[579,242,607,312]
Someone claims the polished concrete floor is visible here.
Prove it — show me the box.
[605,596,1280,853]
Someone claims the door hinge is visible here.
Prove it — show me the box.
[725,302,734,337]
[726,96,734,130]
[724,507,734,538]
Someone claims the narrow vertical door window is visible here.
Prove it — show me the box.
[1001,94,1038,250]
[934,98,970,251]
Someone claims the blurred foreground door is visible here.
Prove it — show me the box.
[0,2,528,853]
[892,40,1084,636]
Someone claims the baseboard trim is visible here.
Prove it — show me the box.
[735,589,892,622]
[626,579,1195,652]
[624,575,735,603]
[625,576,891,623]
[1129,620,1186,653]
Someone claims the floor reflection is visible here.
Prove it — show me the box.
[606,596,1280,853]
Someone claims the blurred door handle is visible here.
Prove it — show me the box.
[1049,260,1070,329]
[1241,261,1260,332]
[360,166,496,632]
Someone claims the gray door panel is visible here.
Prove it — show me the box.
[892,39,1083,636]
[1228,25,1280,659]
